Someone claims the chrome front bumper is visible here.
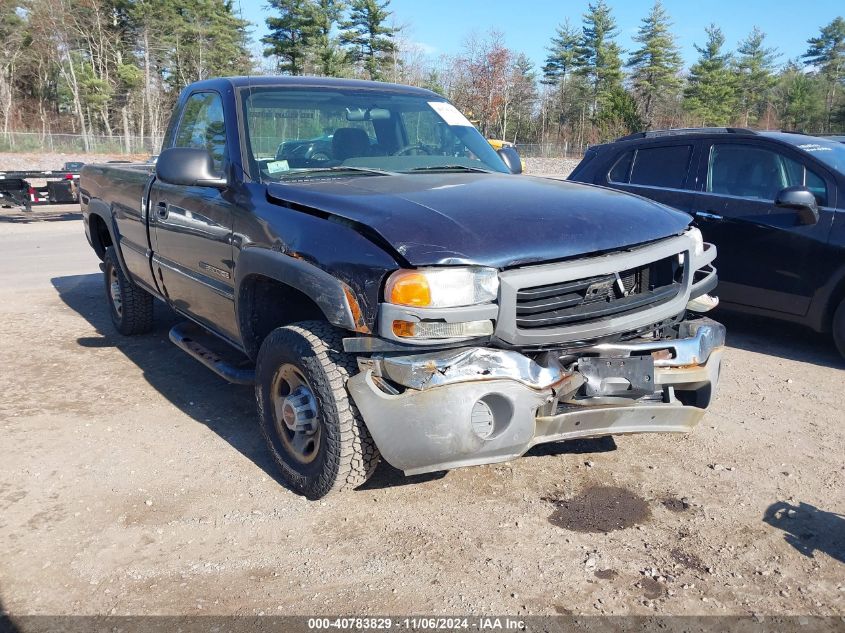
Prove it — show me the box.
[347,319,725,475]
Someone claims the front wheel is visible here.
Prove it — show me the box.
[103,246,154,335]
[255,321,379,499]
[833,299,845,359]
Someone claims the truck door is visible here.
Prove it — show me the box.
[149,91,240,341]
[689,140,835,316]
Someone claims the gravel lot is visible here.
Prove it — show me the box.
[523,157,583,177]
[0,193,843,620]
[0,152,149,172]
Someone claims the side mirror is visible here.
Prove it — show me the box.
[775,186,819,226]
[497,146,523,174]
[155,147,227,189]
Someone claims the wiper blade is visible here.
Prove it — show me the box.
[278,165,397,179]
[406,165,493,173]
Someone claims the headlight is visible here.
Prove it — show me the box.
[385,267,499,308]
[687,227,705,257]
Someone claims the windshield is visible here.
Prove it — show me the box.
[792,138,845,174]
[239,86,510,181]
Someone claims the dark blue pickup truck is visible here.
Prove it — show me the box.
[81,76,723,499]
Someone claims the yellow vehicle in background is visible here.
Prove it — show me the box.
[463,112,526,173]
[486,138,526,172]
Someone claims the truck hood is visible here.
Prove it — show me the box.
[266,173,691,268]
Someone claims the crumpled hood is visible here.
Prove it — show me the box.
[267,173,691,268]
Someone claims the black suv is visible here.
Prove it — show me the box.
[569,128,845,357]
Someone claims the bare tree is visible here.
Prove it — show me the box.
[0,0,27,139]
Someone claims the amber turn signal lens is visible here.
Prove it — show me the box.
[388,272,432,307]
[392,320,417,337]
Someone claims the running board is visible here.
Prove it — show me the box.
[169,322,255,385]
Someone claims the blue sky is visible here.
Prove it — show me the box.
[236,0,843,72]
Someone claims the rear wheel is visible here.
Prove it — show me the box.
[833,299,845,359]
[255,320,379,499]
[104,246,154,335]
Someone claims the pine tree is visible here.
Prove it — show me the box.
[192,0,253,79]
[308,0,348,77]
[733,27,778,126]
[262,0,316,75]
[773,59,825,131]
[626,1,682,127]
[594,86,643,138]
[339,0,397,80]
[542,19,579,86]
[803,17,845,132]
[576,0,624,115]
[684,24,737,126]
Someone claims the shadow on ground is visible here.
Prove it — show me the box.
[0,593,20,633]
[0,207,82,223]
[716,309,843,370]
[51,273,636,496]
[763,501,845,564]
[51,273,286,488]
[359,463,447,490]
[51,272,457,495]
[360,437,617,491]
[525,435,617,458]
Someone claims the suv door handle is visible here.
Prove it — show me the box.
[156,201,169,220]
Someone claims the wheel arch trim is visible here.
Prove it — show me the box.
[87,198,131,278]
[810,262,845,332]
[234,247,368,336]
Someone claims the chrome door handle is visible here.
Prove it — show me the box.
[696,211,723,220]
[156,202,169,219]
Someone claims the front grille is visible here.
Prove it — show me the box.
[515,255,682,329]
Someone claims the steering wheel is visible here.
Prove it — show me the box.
[394,144,433,156]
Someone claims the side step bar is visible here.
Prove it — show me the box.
[169,322,255,385]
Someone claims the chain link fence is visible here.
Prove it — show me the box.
[0,131,161,155]
[514,142,589,159]
[0,131,586,162]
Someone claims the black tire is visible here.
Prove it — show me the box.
[103,246,154,335]
[833,299,845,359]
[255,320,379,499]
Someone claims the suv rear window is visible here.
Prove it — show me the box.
[608,151,633,183]
[629,145,692,188]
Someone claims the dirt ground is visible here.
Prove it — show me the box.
[0,203,843,619]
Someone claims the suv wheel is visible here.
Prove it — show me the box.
[833,299,845,359]
[103,246,154,335]
[255,320,379,499]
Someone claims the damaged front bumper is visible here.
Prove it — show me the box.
[347,318,725,475]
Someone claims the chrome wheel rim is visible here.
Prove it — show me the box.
[270,364,320,464]
[109,266,122,316]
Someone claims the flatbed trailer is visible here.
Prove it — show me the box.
[0,169,79,210]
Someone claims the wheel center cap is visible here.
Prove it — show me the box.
[280,385,317,433]
[282,403,297,428]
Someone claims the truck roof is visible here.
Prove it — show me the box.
[187,75,440,98]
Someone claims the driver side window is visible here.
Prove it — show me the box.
[175,92,227,176]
